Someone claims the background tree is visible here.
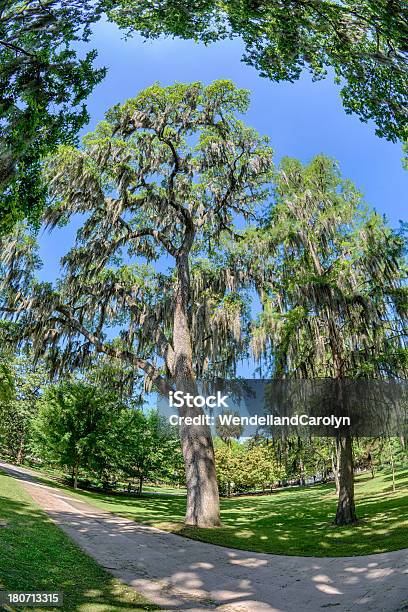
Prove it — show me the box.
[0,354,47,464]
[0,329,14,403]
[355,436,407,482]
[73,358,183,492]
[214,437,242,496]
[216,409,244,446]
[215,436,284,494]
[2,80,273,527]
[249,155,408,524]
[117,409,181,494]
[107,0,408,142]
[32,380,124,488]
[0,362,12,402]
[243,439,284,492]
[0,0,105,233]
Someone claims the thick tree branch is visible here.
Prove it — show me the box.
[54,305,172,395]
[128,227,179,258]
[197,150,248,227]
[158,132,193,227]
[0,39,38,58]
[115,214,178,257]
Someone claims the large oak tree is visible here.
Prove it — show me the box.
[1,80,273,527]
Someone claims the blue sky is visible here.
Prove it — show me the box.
[39,18,407,280]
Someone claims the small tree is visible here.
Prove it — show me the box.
[214,437,243,495]
[116,409,177,494]
[32,381,123,488]
[3,81,273,526]
[243,440,283,492]
[215,437,284,494]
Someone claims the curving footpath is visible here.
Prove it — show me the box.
[1,461,407,612]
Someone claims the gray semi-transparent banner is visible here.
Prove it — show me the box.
[157,379,408,437]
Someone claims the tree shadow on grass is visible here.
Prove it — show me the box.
[178,477,408,557]
[40,503,408,612]
[382,469,408,483]
[3,463,407,558]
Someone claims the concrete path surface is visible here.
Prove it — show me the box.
[1,461,407,612]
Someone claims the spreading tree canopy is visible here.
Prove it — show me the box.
[107,0,408,142]
[0,0,105,234]
[2,1,406,232]
[0,80,274,526]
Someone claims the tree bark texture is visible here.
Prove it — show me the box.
[172,250,221,528]
[334,433,357,525]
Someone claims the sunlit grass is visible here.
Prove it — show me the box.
[15,465,408,558]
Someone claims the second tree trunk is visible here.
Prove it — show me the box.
[334,433,357,525]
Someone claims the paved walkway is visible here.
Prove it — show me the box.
[1,462,407,612]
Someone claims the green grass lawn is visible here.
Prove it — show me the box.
[27,464,408,558]
[0,471,160,612]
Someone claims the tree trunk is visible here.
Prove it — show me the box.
[326,318,357,526]
[389,439,396,493]
[334,433,357,525]
[299,456,305,485]
[138,473,144,496]
[179,416,221,526]
[72,463,79,489]
[331,448,340,496]
[16,431,25,465]
[172,249,221,528]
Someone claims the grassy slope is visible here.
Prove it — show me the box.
[0,472,160,612]
[27,465,408,558]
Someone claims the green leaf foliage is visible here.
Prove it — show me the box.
[0,0,106,234]
[107,0,408,142]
